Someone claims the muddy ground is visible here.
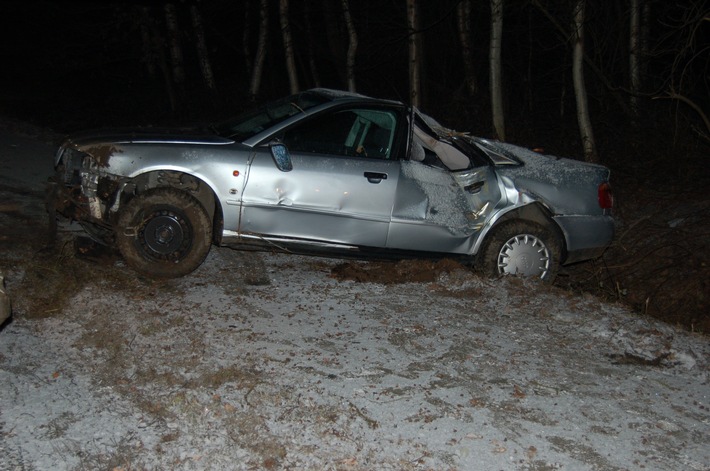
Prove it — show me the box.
[2,235,709,469]
[1,122,709,470]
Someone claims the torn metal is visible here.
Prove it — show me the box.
[46,88,614,279]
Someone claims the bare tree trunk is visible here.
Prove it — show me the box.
[242,1,253,77]
[164,3,185,88]
[490,0,505,141]
[629,0,641,115]
[249,0,269,101]
[137,6,157,78]
[341,0,358,92]
[303,0,321,88]
[407,0,421,107]
[140,6,177,111]
[321,0,346,86]
[456,0,476,96]
[279,0,299,94]
[641,1,650,82]
[190,2,217,94]
[572,0,598,163]
[531,0,633,117]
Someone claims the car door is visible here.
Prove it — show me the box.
[385,125,502,254]
[238,106,402,248]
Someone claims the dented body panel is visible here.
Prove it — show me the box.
[49,88,614,273]
[238,147,399,247]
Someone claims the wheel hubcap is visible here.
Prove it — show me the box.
[139,210,191,260]
[497,234,550,278]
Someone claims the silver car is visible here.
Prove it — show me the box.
[48,89,614,280]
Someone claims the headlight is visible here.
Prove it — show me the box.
[57,147,89,185]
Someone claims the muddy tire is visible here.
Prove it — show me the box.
[478,220,562,282]
[115,187,212,278]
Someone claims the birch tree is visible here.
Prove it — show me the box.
[572,0,598,162]
[407,0,421,107]
[490,0,505,140]
[242,1,252,77]
[137,6,157,79]
[304,0,321,88]
[341,0,358,92]
[655,1,710,141]
[249,0,269,100]
[531,0,632,118]
[279,0,299,94]
[136,6,177,111]
[190,2,217,94]
[629,0,641,115]
[456,0,476,96]
[164,3,185,89]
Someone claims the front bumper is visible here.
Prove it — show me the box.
[46,174,117,246]
[48,142,123,226]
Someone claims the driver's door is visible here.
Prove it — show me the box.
[238,107,402,248]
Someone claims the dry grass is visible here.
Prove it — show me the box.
[12,238,137,319]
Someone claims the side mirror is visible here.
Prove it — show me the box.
[270,143,293,172]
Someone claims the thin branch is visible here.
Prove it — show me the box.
[530,0,633,117]
[654,92,710,140]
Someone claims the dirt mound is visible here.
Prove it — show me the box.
[330,258,468,284]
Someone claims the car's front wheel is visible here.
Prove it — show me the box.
[115,187,212,278]
[478,220,562,282]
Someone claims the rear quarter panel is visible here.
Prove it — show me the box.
[493,143,610,216]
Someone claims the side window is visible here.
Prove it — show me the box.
[282,108,398,159]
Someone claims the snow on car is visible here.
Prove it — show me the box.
[47,89,614,280]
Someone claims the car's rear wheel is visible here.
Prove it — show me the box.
[478,220,562,282]
[115,187,212,278]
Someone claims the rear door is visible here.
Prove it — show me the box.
[385,121,502,254]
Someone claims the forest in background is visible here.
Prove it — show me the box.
[1,0,708,331]
[3,0,708,147]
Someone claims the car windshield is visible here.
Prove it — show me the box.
[213,92,331,141]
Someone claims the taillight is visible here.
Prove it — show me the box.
[598,182,613,209]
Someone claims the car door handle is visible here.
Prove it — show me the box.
[465,181,485,194]
[364,171,388,183]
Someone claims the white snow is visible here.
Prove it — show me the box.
[1,124,709,470]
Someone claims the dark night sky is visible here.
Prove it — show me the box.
[1,1,488,131]
[1,0,708,154]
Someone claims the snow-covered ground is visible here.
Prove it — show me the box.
[0,125,708,470]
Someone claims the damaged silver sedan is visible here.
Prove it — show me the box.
[48,89,614,280]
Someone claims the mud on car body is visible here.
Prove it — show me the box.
[47,88,614,280]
